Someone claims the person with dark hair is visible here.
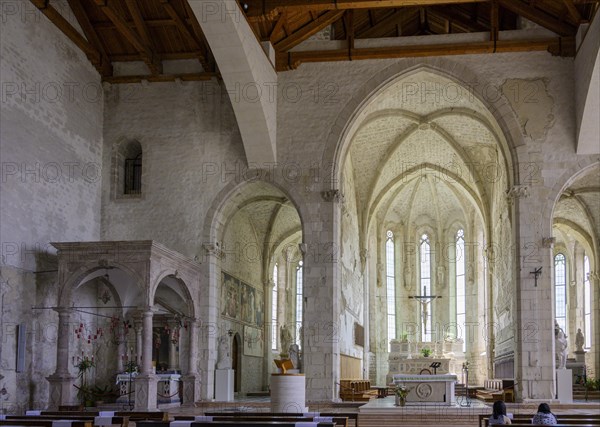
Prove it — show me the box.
[489,400,511,425]
[531,403,558,425]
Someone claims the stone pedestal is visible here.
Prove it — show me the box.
[574,351,586,363]
[215,369,234,402]
[556,369,573,403]
[46,374,76,409]
[134,374,158,411]
[270,374,306,413]
[181,374,201,407]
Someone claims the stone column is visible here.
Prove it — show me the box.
[182,318,201,406]
[134,317,143,366]
[168,319,180,371]
[134,308,157,410]
[47,308,76,409]
[117,340,125,373]
[198,242,222,400]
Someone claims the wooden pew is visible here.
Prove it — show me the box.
[175,415,348,427]
[0,421,93,427]
[4,416,128,427]
[480,414,600,427]
[40,412,167,422]
[203,412,358,423]
[476,379,515,402]
[138,422,336,427]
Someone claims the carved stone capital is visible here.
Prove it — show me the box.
[298,243,307,255]
[202,242,223,259]
[506,185,529,204]
[542,237,556,249]
[321,189,344,203]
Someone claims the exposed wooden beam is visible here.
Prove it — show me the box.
[430,7,488,32]
[274,10,345,51]
[102,72,217,84]
[562,0,583,22]
[277,37,575,70]
[182,0,215,72]
[29,0,101,66]
[490,0,499,42]
[160,0,210,71]
[357,9,415,38]
[110,51,205,61]
[269,11,288,42]
[497,0,576,36]
[66,0,112,76]
[245,0,489,19]
[125,0,154,47]
[94,0,162,74]
[345,9,355,51]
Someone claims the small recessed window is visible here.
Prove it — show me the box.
[124,152,142,195]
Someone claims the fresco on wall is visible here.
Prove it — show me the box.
[243,325,264,357]
[221,271,263,327]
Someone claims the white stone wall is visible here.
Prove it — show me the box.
[0,2,103,411]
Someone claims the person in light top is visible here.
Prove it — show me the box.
[489,400,511,425]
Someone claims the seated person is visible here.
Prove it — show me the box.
[531,403,558,425]
[489,400,511,425]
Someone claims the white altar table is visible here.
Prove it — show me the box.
[393,374,457,406]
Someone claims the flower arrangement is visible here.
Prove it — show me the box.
[395,385,411,399]
[421,347,432,357]
[394,385,412,406]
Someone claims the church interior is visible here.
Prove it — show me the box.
[1,0,599,425]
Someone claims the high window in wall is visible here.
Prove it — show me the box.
[584,255,591,349]
[456,229,466,352]
[420,233,432,342]
[295,261,303,347]
[554,253,567,333]
[272,263,278,351]
[386,230,396,351]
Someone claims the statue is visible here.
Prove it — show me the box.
[289,343,301,370]
[216,334,231,369]
[554,320,568,369]
[280,324,293,357]
[575,328,585,352]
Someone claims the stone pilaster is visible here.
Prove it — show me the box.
[47,308,76,409]
[134,308,157,410]
[182,318,201,406]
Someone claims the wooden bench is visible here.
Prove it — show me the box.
[40,412,167,422]
[0,421,93,427]
[4,416,127,427]
[476,379,514,402]
[174,415,348,427]
[339,380,375,401]
[203,412,358,423]
[138,422,336,427]
[480,414,600,427]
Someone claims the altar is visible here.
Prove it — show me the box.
[393,374,457,405]
[116,373,181,405]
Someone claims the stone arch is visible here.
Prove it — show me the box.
[321,60,522,189]
[150,271,197,319]
[58,262,144,308]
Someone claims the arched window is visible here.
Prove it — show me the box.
[295,261,303,347]
[386,230,395,351]
[554,253,567,333]
[272,263,278,351]
[420,234,432,342]
[456,229,466,352]
[584,255,591,349]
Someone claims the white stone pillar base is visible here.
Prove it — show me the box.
[556,369,573,403]
[215,369,234,402]
[47,374,76,409]
[134,374,158,411]
[181,374,201,406]
[270,374,306,413]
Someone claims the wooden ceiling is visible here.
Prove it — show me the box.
[243,0,599,70]
[31,0,599,82]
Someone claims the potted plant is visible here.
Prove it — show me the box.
[421,347,432,358]
[394,384,412,406]
[75,358,95,407]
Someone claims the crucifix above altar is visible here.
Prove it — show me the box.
[409,286,441,336]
